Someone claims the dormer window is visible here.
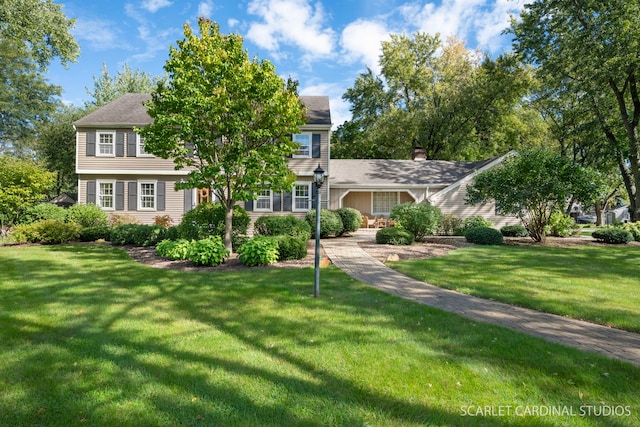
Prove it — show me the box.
[292,133,311,158]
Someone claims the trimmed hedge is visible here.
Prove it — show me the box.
[592,228,633,244]
[458,216,492,236]
[375,227,415,245]
[110,224,167,246]
[79,226,112,242]
[305,209,343,238]
[273,235,307,261]
[465,226,504,245]
[253,215,311,241]
[238,236,279,266]
[500,225,529,237]
[335,207,362,235]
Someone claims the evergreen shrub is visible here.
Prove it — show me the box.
[592,228,633,244]
[465,226,503,245]
[375,227,415,245]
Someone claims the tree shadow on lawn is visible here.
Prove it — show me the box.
[0,244,638,426]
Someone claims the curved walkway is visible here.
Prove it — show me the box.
[321,233,640,367]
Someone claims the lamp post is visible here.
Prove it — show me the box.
[313,163,325,298]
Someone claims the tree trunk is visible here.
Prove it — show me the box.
[594,201,604,226]
[223,199,234,253]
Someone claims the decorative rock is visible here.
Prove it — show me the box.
[386,253,400,262]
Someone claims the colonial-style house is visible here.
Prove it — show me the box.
[74,93,517,229]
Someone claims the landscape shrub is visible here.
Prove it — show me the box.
[273,235,307,260]
[10,222,42,243]
[465,226,504,245]
[109,224,138,245]
[253,215,311,240]
[439,214,464,236]
[10,220,81,244]
[592,227,633,244]
[153,214,174,227]
[187,236,229,266]
[65,204,109,228]
[238,236,279,266]
[109,213,140,227]
[110,224,167,246]
[155,239,192,260]
[19,203,66,224]
[163,226,181,241]
[390,202,441,241]
[545,212,578,237]
[305,209,343,238]
[178,202,249,240]
[335,207,362,235]
[616,222,640,241]
[79,226,112,242]
[459,216,492,235]
[375,227,415,245]
[500,225,529,237]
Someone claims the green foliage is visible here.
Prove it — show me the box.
[187,236,229,266]
[375,227,415,245]
[65,204,109,228]
[465,227,504,245]
[466,150,604,242]
[500,225,529,237]
[305,209,343,238]
[163,226,181,241]
[138,18,306,251]
[439,214,464,236]
[19,203,66,224]
[85,64,164,109]
[0,156,55,227]
[615,222,640,241]
[178,202,249,241]
[273,235,307,261]
[390,202,441,241]
[460,216,492,235]
[110,224,166,247]
[545,212,578,237]
[238,236,280,266]
[11,220,80,244]
[155,239,192,260]
[253,215,311,240]
[335,207,362,235]
[79,226,111,242]
[592,228,633,245]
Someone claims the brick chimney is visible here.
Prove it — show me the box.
[411,147,426,161]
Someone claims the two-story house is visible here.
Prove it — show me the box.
[73,93,331,225]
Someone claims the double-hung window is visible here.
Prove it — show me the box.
[372,192,398,215]
[97,131,115,156]
[97,181,115,210]
[137,134,152,157]
[293,183,312,211]
[292,133,311,158]
[255,189,273,211]
[139,181,156,210]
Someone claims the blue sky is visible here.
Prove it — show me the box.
[45,0,525,126]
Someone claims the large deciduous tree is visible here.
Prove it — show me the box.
[332,33,537,160]
[510,0,640,221]
[139,18,306,251]
[466,150,603,242]
[84,63,165,109]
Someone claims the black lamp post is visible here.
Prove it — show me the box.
[313,163,325,298]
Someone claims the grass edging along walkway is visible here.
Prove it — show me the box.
[1,245,640,426]
[390,244,640,334]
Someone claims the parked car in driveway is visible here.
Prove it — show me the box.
[576,214,597,224]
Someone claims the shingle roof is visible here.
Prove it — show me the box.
[330,158,496,187]
[73,94,331,127]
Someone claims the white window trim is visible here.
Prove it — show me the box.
[372,191,399,215]
[255,189,273,212]
[136,133,154,157]
[292,133,312,159]
[96,179,116,211]
[293,182,312,212]
[138,180,157,211]
[96,130,116,157]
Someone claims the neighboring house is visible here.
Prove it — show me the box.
[73,93,331,225]
[330,151,520,228]
[74,93,517,229]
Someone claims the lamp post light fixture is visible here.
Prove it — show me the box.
[313,163,325,298]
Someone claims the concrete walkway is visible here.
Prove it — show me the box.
[321,232,640,367]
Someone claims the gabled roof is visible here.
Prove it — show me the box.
[73,93,331,127]
[330,158,497,187]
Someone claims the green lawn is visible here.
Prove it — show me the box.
[391,245,640,333]
[1,244,639,426]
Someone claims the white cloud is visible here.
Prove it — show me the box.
[228,18,240,28]
[72,18,125,50]
[197,1,214,18]
[141,0,172,13]
[246,0,336,60]
[340,19,390,73]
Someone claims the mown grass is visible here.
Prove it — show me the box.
[391,245,640,333]
[1,244,639,426]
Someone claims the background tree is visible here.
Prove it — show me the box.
[139,18,306,251]
[332,33,537,160]
[510,0,640,221]
[0,0,78,157]
[0,155,55,228]
[84,63,165,109]
[466,150,604,242]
